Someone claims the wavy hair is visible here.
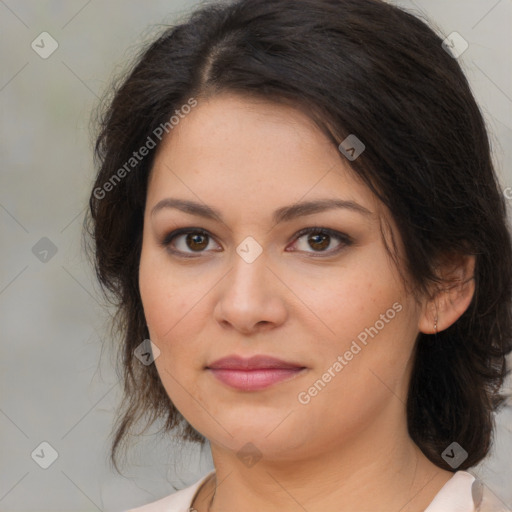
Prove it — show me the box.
[84,0,512,473]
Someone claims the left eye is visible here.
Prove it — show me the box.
[289,227,352,255]
[160,227,352,257]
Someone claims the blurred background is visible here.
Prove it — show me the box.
[1,0,511,510]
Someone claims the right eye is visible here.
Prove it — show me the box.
[160,228,221,258]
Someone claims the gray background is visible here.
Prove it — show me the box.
[1,0,511,510]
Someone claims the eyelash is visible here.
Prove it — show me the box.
[160,227,353,259]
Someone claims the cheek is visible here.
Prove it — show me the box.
[138,246,209,384]
[300,251,416,383]
[139,258,200,406]
[139,245,188,338]
[139,270,170,337]
[305,259,401,337]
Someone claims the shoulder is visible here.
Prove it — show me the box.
[474,478,512,512]
[425,470,510,512]
[125,470,215,512]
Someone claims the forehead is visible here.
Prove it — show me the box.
[148,93,380,211]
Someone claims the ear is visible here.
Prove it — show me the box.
[418,253,476,334]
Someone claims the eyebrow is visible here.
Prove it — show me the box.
[150,197,373,224]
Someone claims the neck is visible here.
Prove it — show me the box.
[195,418,453,512]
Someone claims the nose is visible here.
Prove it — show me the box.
[213,248,288,335]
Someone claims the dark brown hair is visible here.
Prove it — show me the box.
[85,0,512,473]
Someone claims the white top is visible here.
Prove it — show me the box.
[126,470,510,512]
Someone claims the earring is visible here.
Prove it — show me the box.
[434,316,438,334]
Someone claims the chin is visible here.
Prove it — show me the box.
[206,421,308,458]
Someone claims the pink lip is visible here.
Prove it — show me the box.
[206,355,307,391]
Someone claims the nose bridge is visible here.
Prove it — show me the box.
[228,236,270,299]
[215,236,287,332]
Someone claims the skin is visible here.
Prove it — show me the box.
[138,93,475,512]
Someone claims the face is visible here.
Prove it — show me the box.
[139,93,425,461]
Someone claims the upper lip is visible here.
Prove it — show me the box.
[206,355,305,370]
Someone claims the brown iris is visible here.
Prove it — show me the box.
[186,232,209,251]
[308,232,330,251]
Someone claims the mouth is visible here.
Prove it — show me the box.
[206,355,307,391]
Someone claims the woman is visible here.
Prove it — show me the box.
[85,0,512,510]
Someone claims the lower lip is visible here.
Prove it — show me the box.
[207,368,306,391]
